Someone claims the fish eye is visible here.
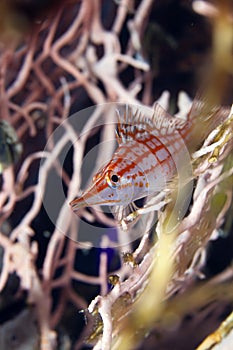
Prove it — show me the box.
[111,174,119,183]
[106,171,120,189]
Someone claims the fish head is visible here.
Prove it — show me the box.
[70,155,149,212]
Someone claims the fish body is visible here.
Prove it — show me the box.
[78,134,174,208]
[70,101,230,229]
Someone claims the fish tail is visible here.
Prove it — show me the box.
[183,95,231,152]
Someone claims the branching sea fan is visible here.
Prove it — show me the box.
[0,1,232,350]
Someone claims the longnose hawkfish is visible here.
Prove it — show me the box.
[70,99,231,230]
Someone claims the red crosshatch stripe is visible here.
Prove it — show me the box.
[80,125,186,197]
[115,137,165,176]
[114,133,176,177]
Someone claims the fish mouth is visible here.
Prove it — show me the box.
[69,196,88,211]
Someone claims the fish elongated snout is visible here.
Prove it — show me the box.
[70,182,101,211]
[69,195,87,211]
[69,184,121,211]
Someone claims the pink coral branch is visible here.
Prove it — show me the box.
[7,36,37,98]
[0,2,232,349]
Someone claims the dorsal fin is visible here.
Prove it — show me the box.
[187,94,230,124]
[152,103,186,135]
[115,104,187,144]
[115,106,148,144]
